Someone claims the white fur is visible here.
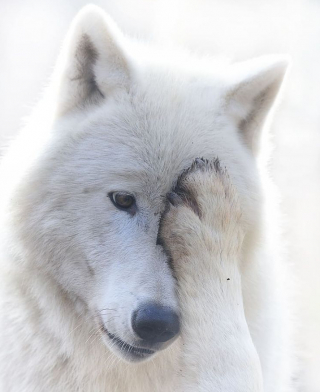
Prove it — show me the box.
[0,5,294,391]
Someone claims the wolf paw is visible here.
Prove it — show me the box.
[159,158,243,260]
[170,157,240,226]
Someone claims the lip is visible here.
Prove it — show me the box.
[100,325,155,361]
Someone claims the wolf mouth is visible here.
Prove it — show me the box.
[101,326,155,359]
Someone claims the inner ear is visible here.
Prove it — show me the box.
[238,84,274,150]
[74,34,105,100]
[225,56,289,154]
[54,5,131,115]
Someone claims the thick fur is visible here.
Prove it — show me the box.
[0,5,294,392]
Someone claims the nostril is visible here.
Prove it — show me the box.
[132,303,180,344]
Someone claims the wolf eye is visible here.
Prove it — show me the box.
[109,192,136,211]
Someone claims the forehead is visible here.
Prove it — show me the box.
[77,74,228,188]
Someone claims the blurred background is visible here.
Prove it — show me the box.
[0,0,319,390]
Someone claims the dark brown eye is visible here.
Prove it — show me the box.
[109,192,135,211]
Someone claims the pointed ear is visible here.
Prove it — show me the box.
[225,56,289,154]
[55,5,130,115]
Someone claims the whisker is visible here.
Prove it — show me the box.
[98,308,117,312]
[84,328,99,345]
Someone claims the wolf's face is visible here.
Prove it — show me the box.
[8,6,287,363]
[12,107,183,362]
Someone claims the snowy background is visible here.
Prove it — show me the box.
[0,0,319,390]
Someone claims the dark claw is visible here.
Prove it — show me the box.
[194,157,206,168]
[167,192,183,206]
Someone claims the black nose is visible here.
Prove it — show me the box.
[132,303,180,344]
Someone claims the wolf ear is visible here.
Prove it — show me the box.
[225,56,289,154]
[55,5,130,115]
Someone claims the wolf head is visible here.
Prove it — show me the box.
[5,6,288,363]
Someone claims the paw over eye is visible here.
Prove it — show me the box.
[109,192,136,211]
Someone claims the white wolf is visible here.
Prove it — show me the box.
[0,5,294,392]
